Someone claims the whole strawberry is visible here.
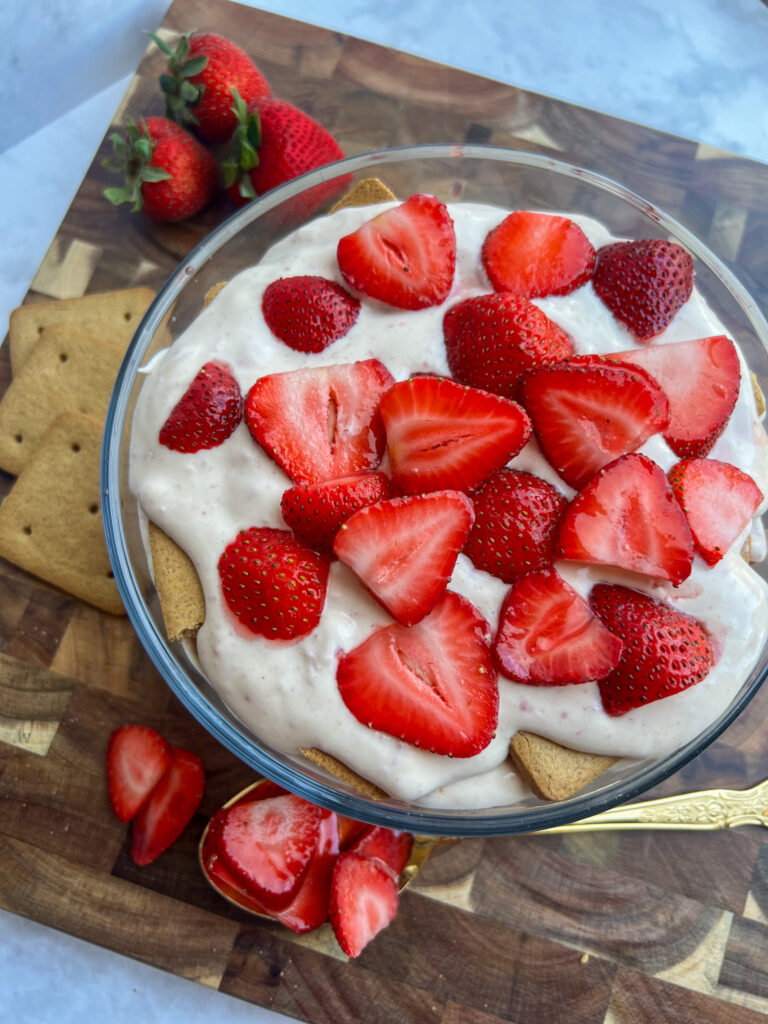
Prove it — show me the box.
[103,117,217,222]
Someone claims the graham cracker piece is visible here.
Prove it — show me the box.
[509,731,618,802]
[330,177,396,212]
[203,282,228,308]
[300,747,389,800]
[148,522,205,641]
[751,371,766,417]
[0,324,124,476]
[0,411,123,614]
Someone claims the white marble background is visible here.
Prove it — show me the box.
[2,0,768,1019]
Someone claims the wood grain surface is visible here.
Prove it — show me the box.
[2,0,768,1020]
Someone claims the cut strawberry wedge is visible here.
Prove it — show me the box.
[281,472,392,554]
[558,453,694,585]
[379,375,531,495]
[336,591,498,757]
[159,360,243,453]
[273,808,340,934]
[329,851,399,958]
[106,724,172,823]
[333,491,475,625]
[130,746,205,866]
[348,826,415,880]
[245,359,394,484]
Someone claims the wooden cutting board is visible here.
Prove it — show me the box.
[2,1,768,1020]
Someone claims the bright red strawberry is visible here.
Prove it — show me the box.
[443,293,573,399]
[592,239,694,341]
[152,31,271,143]
[520,359,670,489]
[463,469,567,583]
[130,747,205,865]
[217,527,329,639]
[245,360,394,484]
[607,335,741,458]
[590,584,716,715]
[262,276,360,353]
[668,458,764,566]
[336,591,498,757]
[348,826,414,880]
[106,725,172,823]
[329,851,399,958]
[273,808,340,933]
[281,472,392,554]
[159,360,243,453]
[333,491,475,625]
[481,211,596,298]
[494,568,623,684]
[558,453,694,585]
[103,117,217,222]
[337,194,456,310]
[379,376,531,495]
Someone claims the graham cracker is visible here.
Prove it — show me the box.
[509,731,618,802]
[0,411,124,614]
[300,747,389,800]
[203,282,228,308]
[330,177,396,211]
[751,371,766,417]
[148,522,205,642]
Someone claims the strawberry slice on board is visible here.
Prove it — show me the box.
[130,747,205,866]
[329,851,400,958]
[668,457,764,566]
[336,590,498,757]
[281,472,392,555]
[558,453,694,586]
[379,376,531,496]
[158,360,243,453]
[590,583,716,716]
[481,211,596,298]
[493,568,623,684]
[333,491,475,626]
[106,724,173,823]
[261,276,361,354]
[348,826,415,881]
[245,359,394,484]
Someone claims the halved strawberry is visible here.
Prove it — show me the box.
[481,211,596,298]
[348,826,414,880]
[668,458,764,566]
[333,491,475,625]
[494,568,623,684]
[261,276,360,353]
[281,472,392,554]
[590,584,716,715]
[159,360,243,453]
[329,851,399,958]
[558,453,694,585]
[106,724,172,823]
[130,747,205,866]
[273,808,340,934]
[379,376,531,495]
[443,293,573,399]
[245,359,394,484]
[520,359,670,489]
[336,591,498,757]
[337,193,456,310]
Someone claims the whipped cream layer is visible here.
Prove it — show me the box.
[130,201,768,807]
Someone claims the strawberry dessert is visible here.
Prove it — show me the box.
[129,192,768,809]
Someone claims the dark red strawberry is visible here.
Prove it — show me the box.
[336,591,498,757]
[379,376,531,495]
[106,724,172,823]
[245,360,394,484]
[463,469,567,583]
[217,527,329,639]
[281,472,392,554]
[558,453,694,585]
[494,568,623,684]
[336,815,371,851]
[333,491,475,625]
[348,826,414,880]
[130,747,205,866]
[482,211,596,298]
[668,458,764,566]
[329,851,399,958]
[337,194,456,310]
[262,276,360,353]
[443,293,573,399]
[159,360,243,453]
[592,239,694,341]
[590,584,716,715]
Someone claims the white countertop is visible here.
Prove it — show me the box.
[2,0,768,1019]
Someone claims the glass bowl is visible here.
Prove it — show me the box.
[101,144,768,837]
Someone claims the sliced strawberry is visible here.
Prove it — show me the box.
[333,491,475,625]
[337,193,456,310]
[336,815,371,851]
[481,211,596,298]
[348,826,414,880]
[261,276,360,354]
[159,360,243,453]
[281,472,392,554]
[218,527,329,640]
[558,453,694,585]
[463,469,567,583]
[443,293,573,400]
[520,359,670,489]
[590,584,716,715]
[106,724,172,823]
[130,747,205,866]
[592,239,694,341]
[245,359,394,484]
[668,458,764,566]
[272,808,340,933]
[336,591,498,757]
[494,568,623,684]
[329,851,399,958]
